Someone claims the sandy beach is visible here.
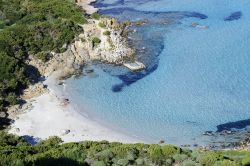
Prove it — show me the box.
[8,0,145,144]
[77,0,98,15]
[9,75,143,143]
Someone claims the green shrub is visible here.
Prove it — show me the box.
[92,37,101,47]
[0,132,249,166]
[165,158,173,166]
[0,21,5,29]
[196,152,222,166]
[117,159,129,166]
[126,148,138,161]
[91,161,106,166]
[242,157,250,166]
[173,154,188,163]
[95,149,114,163]
[182,159,199,166]
[98,22,106,28]
[36,52,51,62]
[63,147,86,163]
[81,38,86,42]
[39,136,63,146]
[148,145,164,164]
[91,13,101,20]
[216,160,238,166]
[6,92,18,105]
[0,132,27,146]
[162,145,180,157]
[135,158,144,165]
[103,31,111,36]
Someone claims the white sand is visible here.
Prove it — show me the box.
[9,75,143,144]
[77,0,98,15]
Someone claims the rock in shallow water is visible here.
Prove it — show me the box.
[123,61,145,71]
[61,129,71,136]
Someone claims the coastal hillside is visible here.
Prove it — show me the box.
[0,0,85,124]
[0,0,250,166]
[1,132,250,166]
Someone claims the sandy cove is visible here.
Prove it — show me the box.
[9,74,143,143]
[7,1,146,144]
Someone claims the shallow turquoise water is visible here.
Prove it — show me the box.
[64,0,250,145]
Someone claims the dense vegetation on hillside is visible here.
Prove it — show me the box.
[0,0,86,114]
[0,132,250,166]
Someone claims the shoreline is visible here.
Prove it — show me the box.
[9,73,145,144]
[76,0,98,15]
[7,0,146,144]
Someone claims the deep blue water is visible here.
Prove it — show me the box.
[64,0,250,145]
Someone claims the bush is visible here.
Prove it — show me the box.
[165,158,173,166]
[0,132,249,166]
[6,92,18,105]
[135,158,144,165]
[242,157,250,166]
[39,136,63,146]
[91,161,106,166]
[98,22,106,28]
[196,152,222,166]
[173,154,188,163]
[0,21,4,29]
[116,159,129,166]
[148,145,164,164]
[92,37,101,47]
[95,149,114,163]
[0,132,27,146]
[91,13,101,20]
[162,145,180,157]
[182,159,200,166]
[103,31,111,36]
[218,160,238,166]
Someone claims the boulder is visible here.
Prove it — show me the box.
[123,61,145,71]
[60,129,70,135]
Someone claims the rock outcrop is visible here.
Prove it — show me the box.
[124,61,146,71]
[78,18,135,64]
[29,17,136,79]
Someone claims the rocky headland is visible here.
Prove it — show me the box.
[28,16,136,79]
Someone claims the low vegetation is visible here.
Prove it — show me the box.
[92,37,102,47]
[0,0,86,113]
[103,31,111,36]
[98,22,106,28]
[0,132,250,166]
[91,13,101,20]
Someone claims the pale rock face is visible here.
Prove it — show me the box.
[79,18,135,64]
[22,83,48,100]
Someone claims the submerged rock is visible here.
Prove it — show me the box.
[85,69,94,74]
[203,131,214,136]
[191,22,209,29]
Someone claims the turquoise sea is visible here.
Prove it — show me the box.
[64,0,250,145]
